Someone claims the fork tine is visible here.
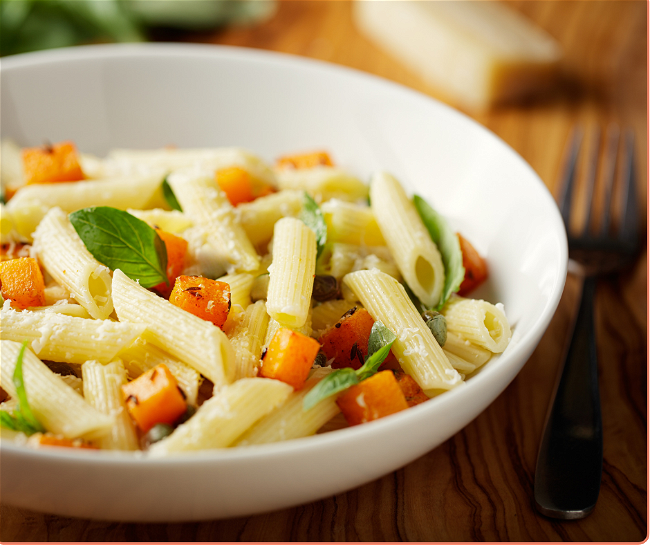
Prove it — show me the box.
[618,129,638,244]
[582,127,601,233]
[558,127,584,230]
[599,124,620,236]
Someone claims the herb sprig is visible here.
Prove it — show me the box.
[69,206,168,288]
[299,192,327,258]
[161,177,183,212]
[0,341,46,435]
[303,321,397,410]
[411,195,465,311]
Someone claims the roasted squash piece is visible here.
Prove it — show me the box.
[122,364,187,433]
[0,257,45,309]
[393,370,429,407]
[260,328,321,390]
[36,434,98,450]
[22,141,85,185]
[457,233,488,296]
[216,166,274,206]
[276,151,333,169]
[319,307,375,370]
[336,370,409,426]
[169,275,231,328]
[152,228,188,297]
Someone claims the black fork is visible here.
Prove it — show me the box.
[533,125,640,519]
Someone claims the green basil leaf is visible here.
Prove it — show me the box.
[0,411,20,431]
[302,368,359,411]
[162,176,182,212]
[299,192,327,258]
[69,206,168,288]
[356,343,395,382]
[11,341,45,434]
[413,195,464,310]
[367,321,397,358]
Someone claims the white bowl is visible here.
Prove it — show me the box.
[0,43,567,522]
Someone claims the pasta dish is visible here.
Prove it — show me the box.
[0,141,511,454]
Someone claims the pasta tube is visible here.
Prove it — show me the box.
[167,169,260,273]
[82,359,139,451]
[442,296,511,353]
[32,207,113,320]
[0,340,114,440]
[0,306,145,365]
[370,172,444,308]
[149,378,292,454]
[6,174,164,240]
[344,269,462,392]
[235,368,339,446]
[112,269,234,388]
[266,217,316,329]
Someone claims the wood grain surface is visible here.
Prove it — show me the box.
[1,1,646,541]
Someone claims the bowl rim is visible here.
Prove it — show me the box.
[0,42,568,466]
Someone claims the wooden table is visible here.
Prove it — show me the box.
[1,1,646,541]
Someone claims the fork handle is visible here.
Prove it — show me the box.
[534,275,603,519]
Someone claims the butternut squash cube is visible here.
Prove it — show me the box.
[22,141,85,185]
[0,257,45,309]
[122,364,187,433]
[260,328,321,390]
[336,370,409,426]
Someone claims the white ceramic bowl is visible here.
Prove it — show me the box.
[0,43,567,522]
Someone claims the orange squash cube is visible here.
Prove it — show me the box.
[319,307,375,370]
[216,166,275,206]
[37,434,98,450]
[22,141,85,185]
[457,233,488,296]
[152,228,188,297]
[276,151,333,169]
[336,370,409,426]
[216,166,255,206]
[122,364,187,433]
[393,371,429,407]
[0,257,45,309]
[260,328,321,390]
[169,275,231,328]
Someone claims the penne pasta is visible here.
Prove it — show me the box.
[235,368,339,445]
[82,359,139,451]
[167,169,260,273]
[0,306,145,365]
[32,207,113,320]
[442,296,511,353]
[6,174,164,240]
[344,268,463,392]
[266,217,316,329]
[112,269,234,388]
[0,340,114,440]
[370,172,444,308]
[149,378,292,454]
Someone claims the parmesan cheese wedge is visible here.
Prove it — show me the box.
[353,0,562,111]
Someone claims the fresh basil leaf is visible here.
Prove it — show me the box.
[367,321,397,358]
[6,341,45,435]
[302,368,359,411]
[69,206,168,288]
[356,343,395,382]
[413,195,464,310]
[162,176,182,212]
[299,192,327,258]
[0,411,20,431]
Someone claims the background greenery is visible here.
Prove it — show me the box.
[0,0,276,56]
